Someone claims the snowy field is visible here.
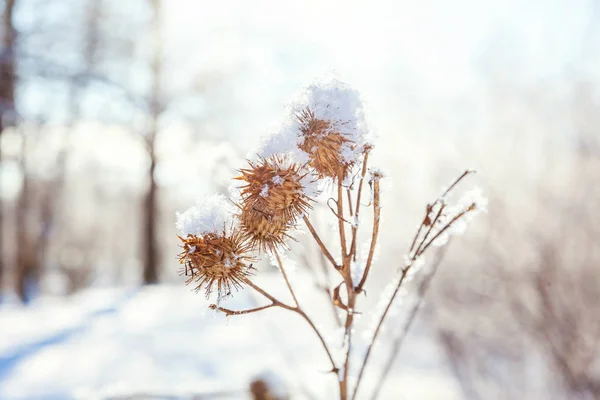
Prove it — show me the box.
[0,276,460,400]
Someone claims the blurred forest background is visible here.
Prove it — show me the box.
[1,0,600,399]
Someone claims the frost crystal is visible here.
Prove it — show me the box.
[351,259,365,284]
[299,173,320,200]
[260,184,269,198]
[175,194,235,237]
[368,167,386,180]
[272,175,284,185]
[459,187,488,212]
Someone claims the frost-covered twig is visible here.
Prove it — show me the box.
[209,302,276,316]
[303,215,340,270]
[211,276,339,375]
[274,250,299,307]
[349,151,370,260]
[352,171,483,400]
[337,167,349,262]
[356,168,381,293]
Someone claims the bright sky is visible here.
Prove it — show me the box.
[158,0,599,151]
[2,0,598,199]
[164,0,597,93]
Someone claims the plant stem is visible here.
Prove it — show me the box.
[304,216,340,270]
[240,277,339,377]
[336,166,360,400]
[414,203,445,256]
[356,176,380,293]
[295,308,340,375]
[337,167,348,262]
[274,250,299,307]
[349,152,369,260]
[243,278,296,312]
[351,266,410,400]
[342,294,356,400]
[316,249,343,327]
[418,208,472,256]
[210,303,275,316]
[347,188,354,217]
[352,204,476,399]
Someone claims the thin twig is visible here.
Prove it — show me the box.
[245,294,320,400]
[316,249,343,327]
[352,207,476,400]
[210,303,276,316]
[351,263,410,400]
[328,198,353,225]
[442,169,475,199]
[304,216,340,270]
[238,278,339,375]
[337,166,356,400]
[356,177,381,293]
[410,169,473,254]
[274,250,299,307]
[419,208,472,256]
[347,188,354,217]
[337,167,348,263]
[342,323,354,400]
[413,203,446,257]
[349,152,370,259]
[296,308,340,374]
[299,249,341,327]
[243,278,296,311]
[409,218,426,254]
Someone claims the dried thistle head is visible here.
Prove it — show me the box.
[178,228,254,298]
[296,107,356,180]
[235,155,314,252]
[237,156,312,222]
[239,205,291,252]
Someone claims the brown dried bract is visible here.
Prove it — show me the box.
[236,156,313,251]
[239,205,291,252]
[177,230,254,298]
[296,107,355,180]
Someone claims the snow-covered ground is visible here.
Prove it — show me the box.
[0,276,461,400]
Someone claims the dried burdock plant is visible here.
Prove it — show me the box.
[176,194,256,299]
[175,78,486,400]
[236,156,313,252]
[296,107,356,180]
[177,230,255,298]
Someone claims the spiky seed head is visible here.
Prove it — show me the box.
[236,155,314,252]
[178,229,254,299]
[237,156,312,223]
[296,107,355,180]
[239,204,291,252]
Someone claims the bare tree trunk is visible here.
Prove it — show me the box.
[142,0,162,284]
[0,0,17,293]
[15,130,35,302]
[143,153,158,284]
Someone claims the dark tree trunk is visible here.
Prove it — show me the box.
[143,155,158,284]
[142,0,162,285]
[0,0,17,293]
[0,0,16,127]
[15,142,35,302]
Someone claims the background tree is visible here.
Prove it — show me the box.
[0,0,17,293]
